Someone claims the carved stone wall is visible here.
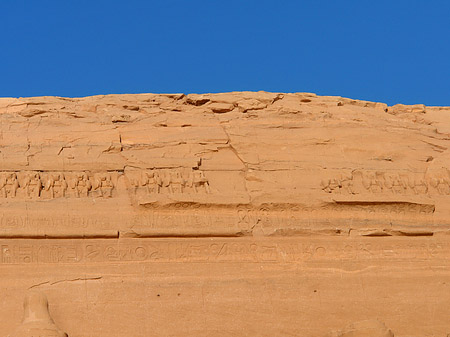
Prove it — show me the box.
[0,92,449,336]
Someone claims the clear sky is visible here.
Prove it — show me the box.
[1,0,449,105]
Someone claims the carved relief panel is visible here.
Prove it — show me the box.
[0,171,119,200]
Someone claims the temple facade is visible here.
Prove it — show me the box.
[0,92,449,336]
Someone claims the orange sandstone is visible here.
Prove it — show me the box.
[0,92,449,336]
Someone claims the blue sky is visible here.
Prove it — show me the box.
[1,0,449,105]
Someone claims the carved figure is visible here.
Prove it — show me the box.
[43,173,55,198]
[91,173,102,197]
[67,173,77,196]
[320,178,331,193]
[100,174,114,197]
[126,169,213,196]
[75,172,92,197]
[161,171,172,193]
[153,171,163,193]
[329,178,342,193]
[141,170,151,193]
[137,171,148,190]
[412,176,428,194]
[127,171,141,194]
[363,172,383,193]
[192,170,210,193]
[0,172,7,197]
[90,173,114,198]
[391,175,405,194]
[170,171,184,193]
[6,173,20,198]
[30,172,42,198]
[143,170,161,194]
[54,173,68,198]
[340,174,354,194]
[1,245,12,263]
[8,291,68,337]
[21,172,42,199]
[436,176,450,195]
[323,169,450,196]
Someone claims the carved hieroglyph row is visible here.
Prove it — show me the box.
[0,169,211,200]
[0,202,434,237]
[321,170,450,195]
[0,238,445,265]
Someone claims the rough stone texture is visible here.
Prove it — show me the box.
[0,92,449,336]
[330,320,394,337]
[9,291,67,337]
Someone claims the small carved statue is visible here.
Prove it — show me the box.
[8,291,68,337]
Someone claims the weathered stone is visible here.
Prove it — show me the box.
[8,292,67,337]
[331,320,394,337]
[0,92,448,337]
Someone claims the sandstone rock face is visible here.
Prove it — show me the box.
[9,292,67,337]
[331,320,394,337]
[0,92,449,336]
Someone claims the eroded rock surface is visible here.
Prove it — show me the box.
[330,320,394,337]
[8,291,67,337]
[0,92,449,238]
[0,92,449,337]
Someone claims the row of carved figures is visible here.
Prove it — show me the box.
[0,169,211,199]
[127,169,211,194]
[0,171,115,199]
[321,170,450,195]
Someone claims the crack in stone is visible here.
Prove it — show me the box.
[29,277,103,289]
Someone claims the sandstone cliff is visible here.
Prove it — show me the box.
[0,92,449,337]
[0,92,449,238]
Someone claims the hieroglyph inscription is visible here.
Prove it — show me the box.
[0,201,434,237]
[0,215,112,230]
[0,238,445,265]
[129,204,433,232]
[126,168,210,195]
[0,171,118,199]
[321,170,450,195]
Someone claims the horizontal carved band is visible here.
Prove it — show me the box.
[0,169,210,200]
